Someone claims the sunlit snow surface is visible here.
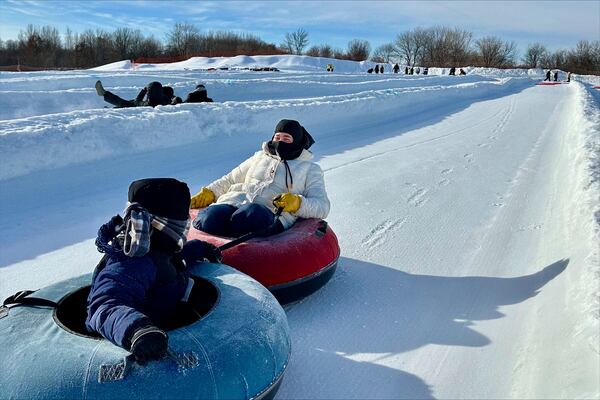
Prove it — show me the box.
[1,56,598,398]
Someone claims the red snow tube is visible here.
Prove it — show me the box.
[187,209,341,304]
[593,85,600,89]
[537,82,561,86]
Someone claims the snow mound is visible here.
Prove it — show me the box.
[89,54,552,78]
[117,55,377,73]
[89,59,133,71]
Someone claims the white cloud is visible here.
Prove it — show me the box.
[0,0,596,51]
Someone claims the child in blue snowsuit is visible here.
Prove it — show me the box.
[86,178,221,364]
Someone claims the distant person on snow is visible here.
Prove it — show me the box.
[86,178,221,364]
[190,119,330,238]
[393,63,400,73]
[566,72,572,82]
[459,68,467,75]
[416,67,421,74]
[163,86,183,105]
[553,71,558,82]
[544,70,551,81]
[95,80,171,108]
[449,67,456,76]
[423,67,429,75]
[367,68,374,73]
[184,84,213,103]
[374,65,380,74]
[410,67,414,75]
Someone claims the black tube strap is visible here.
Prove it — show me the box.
[2,289,59,309]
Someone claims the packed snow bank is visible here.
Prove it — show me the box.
[88,54,550,78]
[91,54,377,73]
[0,71,494,121]
[89,59,133,71]
[0,77,532,181]
[576,83,600,353]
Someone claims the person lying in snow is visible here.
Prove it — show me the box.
[184,84,213,103]
[190,119,330,238]
[162,86,183,105]
[95,80,172,108]
[86,178,221,364]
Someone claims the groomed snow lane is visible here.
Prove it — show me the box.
[278,82,598,399]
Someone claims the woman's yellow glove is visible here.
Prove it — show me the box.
[190,187,216,209]
[273,193,301,213]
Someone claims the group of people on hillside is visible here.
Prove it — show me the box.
[367,64,386,74]
[544,70,572,82]
[404,66,429,75]
[85,118,330,364]
[95,80,213,108]
[448,67,467,76]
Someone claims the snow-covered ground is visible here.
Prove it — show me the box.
[0,55,598,398]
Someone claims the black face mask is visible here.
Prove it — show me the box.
[268,139,304,160]
[268,119,316,160]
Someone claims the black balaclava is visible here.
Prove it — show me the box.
[128,178,190,253]
[146,81,165,106]
[162,86,174,98]
[268,119,315,160]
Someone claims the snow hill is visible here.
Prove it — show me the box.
[0,55,598,398]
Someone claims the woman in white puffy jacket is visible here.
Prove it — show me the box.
[191,119,330,237]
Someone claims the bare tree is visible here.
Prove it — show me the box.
[64,27,75,51]
[522,43,547,68]
[394,27,427,66]
[446,28,472,65]
[318,44,333,58]
[332,47,346,59]
[113,28,143,60]
[346,39,371,61]
[570,40,600,71]
[166,22,200,57]
[16,24,62,67]
[417,26,471,67]
[371,43,396,63]
[305,45,320,57]
[138,35,163,58]
[282,28,309,55]
[541,49,567,69]
[475,36,517,67]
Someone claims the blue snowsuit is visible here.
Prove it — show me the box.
[85,224,203,349]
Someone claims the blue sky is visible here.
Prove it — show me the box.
[1,0,598,55]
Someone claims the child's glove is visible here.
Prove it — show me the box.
[129,326,168,365]
[273,193,301,213]
[182,239,222,264]
[190,187,215,209]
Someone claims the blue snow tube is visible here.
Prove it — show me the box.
[0,262,291,400]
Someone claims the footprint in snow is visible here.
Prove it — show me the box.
[361,217,408,248]
[407,187,429,207]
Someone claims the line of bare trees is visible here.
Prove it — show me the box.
[282,28,371,62]
[370,26,599,75]
[1,23,598,75]
[0,23,281,69]
[279,26,598,74]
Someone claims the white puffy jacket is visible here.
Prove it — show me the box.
[207,142,330,229]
